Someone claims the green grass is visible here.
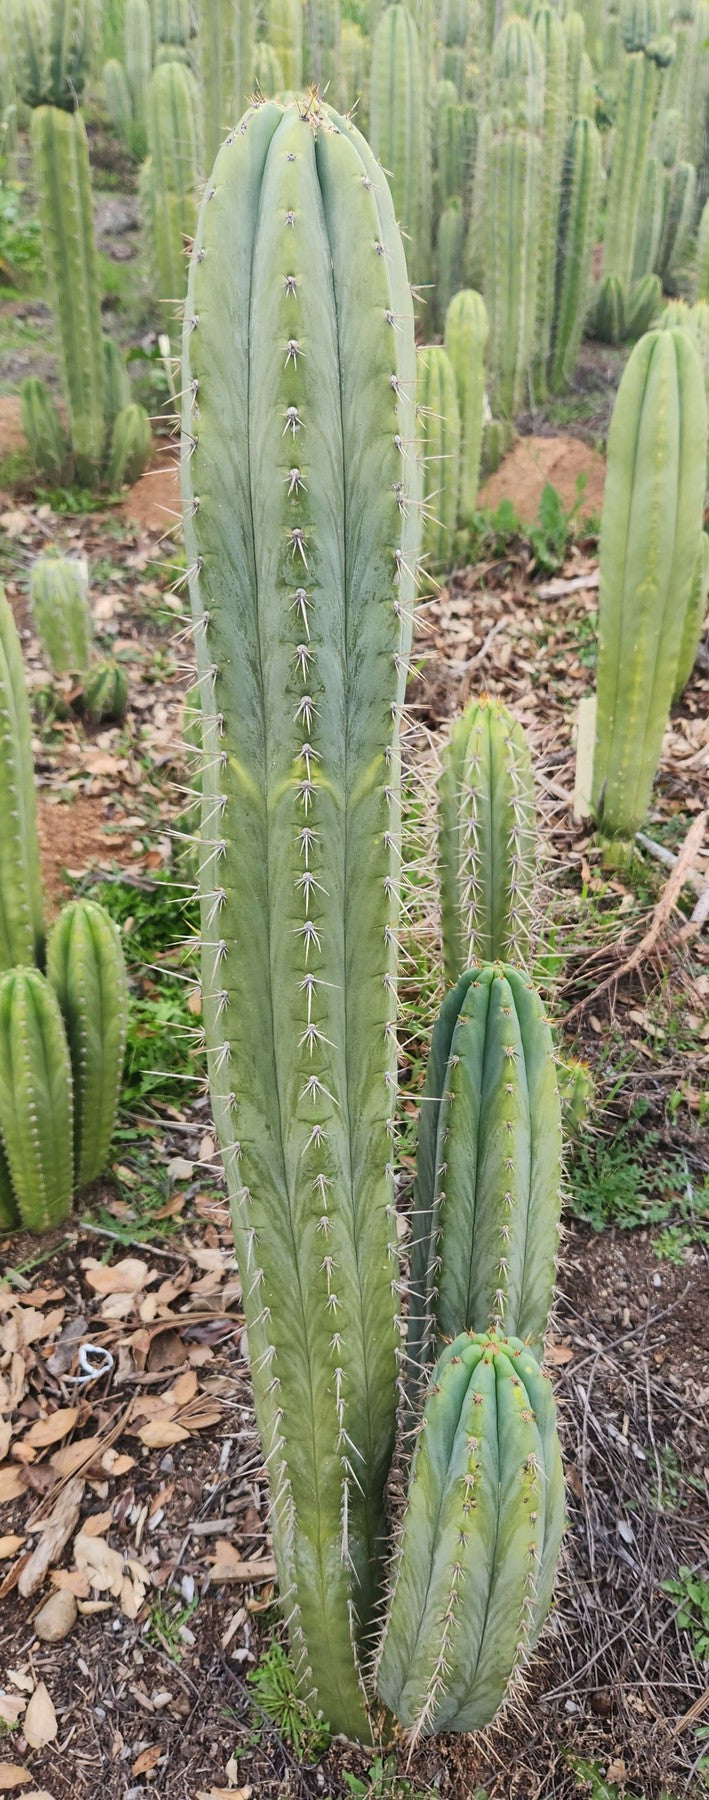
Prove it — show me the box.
[343,1757,443,1800]
[661,1569,709,1665]
[246,1641,332,1762]
[144,1594,200,1660]
[464,479,597,575]
[566,1104,693,1233]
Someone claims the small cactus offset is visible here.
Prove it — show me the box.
[437,695,536,983]
[30,551,92,676]
[417,344,461,575]
[444,288,488,529]
[0,968,74,1232]
[106,403,153,488]
[558,1056,595,1139]
[408,964,562,1379]
[369,5,430,288]
[47,900,129,1188]
[83,658,129,723]
[592,328,707,856]
[103,338,133,429]
[20,377,69,483]
[377,1330,565,1735]
[550,115,601,393]
[181,98,420,1739]
[0,585,44,973]
[31,104,106,484]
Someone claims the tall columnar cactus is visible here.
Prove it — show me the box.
[144,59,202,308]
[266,0,303,90]
[696,198,709,301]
[408,965,562,1384]
[0,586,44,973]
[30,551,92,675]
[152,0,191,48]
[369,5,430,288]
[31,105,106,485]
[378,1330,565,1734]
[602,49,662,289]
[5,0,94,107]
[492,14,545,128]
[336,21,368,119]
[592,328,707,856]
[444,288,488,528]
[435,200,465,328]
[181,98,420,1740]
[417,344,461,574]
[485,124,541,419]
[199,0,236,169]
[532,6,568,399]
[631,152,666,283]
[437,696,536,984]
[47,899,129,1187]
[305,0,340,89]
[0,968,74,1232]
[434,77,465,207]
[104,0,152,156]
[673,530,709,698]
[655,159,697,286]
[564,9,586,113]
[253,40,285,93]
[550,116,601,392]
[464,110,491,291]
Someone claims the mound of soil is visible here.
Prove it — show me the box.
[479,433,606,522]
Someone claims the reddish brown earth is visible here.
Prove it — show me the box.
[478,434,606,522]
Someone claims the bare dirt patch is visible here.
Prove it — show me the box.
[122,452,181,536]
[478,435,606,522]
[37,794,134,912]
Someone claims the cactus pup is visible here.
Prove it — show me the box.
[592,328,707,857]
[0,968,74,1232]
[437,696,536,984]
[444,289,488,528]
[47,900,129,1188]
[0,585,44,972]
[30,551,92,676]
[181,98,420,1739]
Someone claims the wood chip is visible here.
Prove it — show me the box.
[130,1746,163,1778]
[209,1541,277,1584]
[0,1466,25,1504]
[18,1478,85,1598]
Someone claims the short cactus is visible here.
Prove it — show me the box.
[444,288,488,529]
[558,1055,595,1139]
[83,658,129,723]
[30,551,92,676]
[0,585,44,972]
[47,899,129,1188]
[417,344,461,574]
[106,403,153,489]
[103,338,132,429]
[20,377,69,483]
[437,696,536,983]
[591,272,626,343]
[624,272,661,339]
[550,116,601,393]
[409,964,562,1379]
[0,967,74,1232]
[592,328,707,855]
[378,1329,565,1734]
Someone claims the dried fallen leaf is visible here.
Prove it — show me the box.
[209,1542,277,1585]
[130,1746,163,1778]
[0,1536,25,1558]
[33,1589,77,1643]
[74,1534,151,1619]
[23,1684,57,1751]
[138,1418,190,1448]
[0,1466,25,1504]
[82,1257,150,1296]
[544,1341,575,1367]
[0,1768,31,1792]
[196,1790,252,1800]
[0,1700,26,1726]
[24,1408,79,1450]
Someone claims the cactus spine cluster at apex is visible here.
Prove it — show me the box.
[444,288,488,529]
[181,98,420,1741]
[30,551,92,676]
[408,964,562,1383]
[0,587,44,973]
[417,345,460,575]
[592,329,707,854]
[369,5,430,289]
[377,1330,565,1734]
[437,696,536,985]
[47,900,129,1188]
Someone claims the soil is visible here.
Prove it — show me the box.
[37,794,134,914]
[0,393,28,453]
[478,435,606,522]
[122,452,181,536]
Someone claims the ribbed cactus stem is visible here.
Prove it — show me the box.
[592,328,707,853]
[631,153,665,283]
[369,5,430,289]
[550,115,601,393]
[673,530,709,699]
[0,968,74,1232]
[20,377,69,482]
[266,0,303,90]
[200,0,236,169]
[31,105,106,485]
[125,0,152,133]
[602,50,658,288]
[435,200,464,329]
[417,344,460,574]
[563,10,586,114]
[444,288,488,529]
[485,125,541,420]
[0,586,44,972]
[532,6,568,399]
[181,99,419,1739]
[47,899,128,1188]
[30,551,92,675]
[437,696,536,983]
[145,59,202,307]
[696,199,709,302]
[6,0,93,108]
[409,964,562,1380]
[378,1329,565,1735]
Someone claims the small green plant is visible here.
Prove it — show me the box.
[144,1594,199,1660]
[569,1758,642,1800]
[247,1642,331,1762]
[567,1106,688,1232]
[0,180,42,283]
[343,1756,441,1799]
[527,477,587,574]
[662,1569,709,1664]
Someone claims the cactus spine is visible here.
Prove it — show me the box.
[378,1330,565,1734]
[30,551,92,675]
[0,968,74,1232]
[31,105,106,485]
[550,116,601,393]
[417,344,460,574]
[409,964,562,1382]
[592,329,707,855]
[444,288,488,528]
[181,99,420,1739]
[0,586,44,973]
[369,5,429,287]
[437,696,536,984]
[47,900,128,1187]
[532,6,568,398]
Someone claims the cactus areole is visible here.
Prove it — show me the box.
[181,99,420,1740]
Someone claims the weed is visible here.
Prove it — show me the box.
[144,1594,199,1660]
[0,180,43,285]
[567,1104,688,1232]
[650,1445,706,1514]
[662,1569,709,1664]
[246,1641,331,1762]
[465,478,594,575]
[343,1755,446,1799]
[34,483,118,514]
[569,1758,642,1800]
